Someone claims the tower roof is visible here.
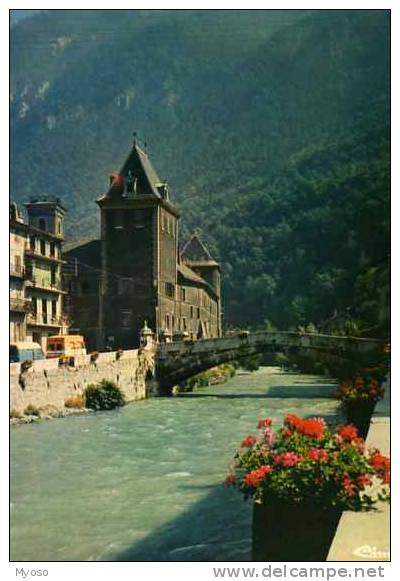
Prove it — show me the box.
[99,142,167,200]
[181,234,219,266]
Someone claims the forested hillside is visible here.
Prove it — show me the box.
[10,9,390,334]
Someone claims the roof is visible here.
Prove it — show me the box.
[178,263,207,285]
[181,233,218,265]
[63,238,99,254]
[177,263,217,298]
[62,238,101,272]
[99,142,166,200]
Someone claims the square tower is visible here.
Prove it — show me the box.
[24,196,66,237]
[96,141,180,349]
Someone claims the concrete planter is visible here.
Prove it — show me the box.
[252,500,342,561]
[344,400,376,438]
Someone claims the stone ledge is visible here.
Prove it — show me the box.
[327,377,390,562]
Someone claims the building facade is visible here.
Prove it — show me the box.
[9,198,68,350]
[64,140,222,350]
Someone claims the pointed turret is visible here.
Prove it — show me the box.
[181,233,221,298]
[97,140,170,202]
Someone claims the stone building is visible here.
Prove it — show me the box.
[9,198,69,349]
[63,140,222,350]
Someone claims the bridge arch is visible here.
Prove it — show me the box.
[155,331,386,395]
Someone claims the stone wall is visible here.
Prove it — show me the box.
[10,348,155,416]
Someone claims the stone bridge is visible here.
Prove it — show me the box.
[154,331,387,395]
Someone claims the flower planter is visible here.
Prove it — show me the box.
[226,414,390,562]
[252,500,342,562]
[344,400,375,439]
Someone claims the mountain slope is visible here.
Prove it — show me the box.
[10,9,390,332]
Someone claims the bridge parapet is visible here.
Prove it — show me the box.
[155,331,386,395]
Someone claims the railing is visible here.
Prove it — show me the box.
[26,313,67,327]
[10,297,30,312]
[25,276,64,292]
[25,248,64,263]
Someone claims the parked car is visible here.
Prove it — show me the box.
[46,335,87,359]
[10,342,45,363]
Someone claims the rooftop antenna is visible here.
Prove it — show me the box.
[132,131,137,145]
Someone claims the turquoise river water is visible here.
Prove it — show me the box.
[10,367,342,561]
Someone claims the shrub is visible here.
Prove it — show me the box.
[24,404,40,417]
[274,352,289,369]
[64,395,85,409]
[21,359,33,372]
[116,348,124,360]
[240,354,262,372]
[90,351,99,363]
[226,414,390,511]
[84,380,125,411]
[10,408,22,419]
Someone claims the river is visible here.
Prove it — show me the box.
[10,367,342,561]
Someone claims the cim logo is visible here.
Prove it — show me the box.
[353,545,390,560]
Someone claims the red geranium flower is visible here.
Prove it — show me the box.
[337,424,359,441]
[225,473,236,485]
[274,452,301,467]
[300,418,326,439]
[243,465,273,487]
[369,451,390,484]
[241,435,257,448]
[257,417,272,429]
[357,474,373,488]
[342,476,357,497]
[284,414,325,439]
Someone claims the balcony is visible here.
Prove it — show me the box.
[25,276,67,294]
[10,297,30,312]
[25,248,65,264]
[10,265,25,278]
[27,312,68,328]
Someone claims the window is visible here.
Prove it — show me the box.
[181,288,186,302]
[119,278,134,295]
[38,218,46,231]
[26,263,33,281]
[165,282,175,298]
[50,242,55,257]
[190,306,193,319]
[172,315,175,329]
[121,309,133,329]
[167,217,170,235]
[30,236,35,251]
[161,212,165,231]
[197,307,200,319]
[57,219,61,235]
[52,300,57,318]
[114,210,124,230]
[40,239,46,255]
[31,297,37,314]
[166,314,170,330]
[51,266,57,286]
[14,255,22,274]
[182,317,187,330]
[42,299,47,323]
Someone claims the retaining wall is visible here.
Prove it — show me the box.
[10,349,155,416]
